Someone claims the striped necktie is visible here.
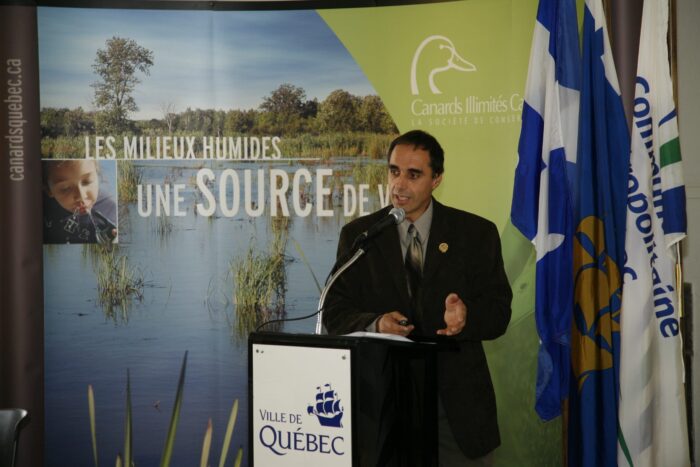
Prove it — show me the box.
[405,224,423,320]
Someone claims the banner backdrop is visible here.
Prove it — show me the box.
[36,1,558,465]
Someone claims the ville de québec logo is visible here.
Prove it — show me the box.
[307,384,344,428]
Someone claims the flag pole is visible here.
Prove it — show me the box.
[562,398,569,467]
[676,242,683,319]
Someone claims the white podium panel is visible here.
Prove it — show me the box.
[251,343,352,466]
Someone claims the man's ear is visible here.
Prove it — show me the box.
[431,173,443,190]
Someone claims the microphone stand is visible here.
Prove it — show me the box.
[315,207,404,334]
[315,246,366,335]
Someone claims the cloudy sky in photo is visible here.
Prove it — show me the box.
[38,7,375,119]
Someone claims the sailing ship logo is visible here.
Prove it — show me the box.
[307,384,344,428]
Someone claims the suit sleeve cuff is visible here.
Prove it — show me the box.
[365,317,379,333]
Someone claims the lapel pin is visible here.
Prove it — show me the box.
[439,242,449,253]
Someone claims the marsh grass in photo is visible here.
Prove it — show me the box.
[83,244,145,322]
[231,245,286,336]
[119,160,144,203]
[351,161,387,193]
[41,135,131,159]
[296,180,314,207]
[365,133,390,159]
[117,203,132,241]
[200,400,243,467]
[278,132,394,160]
[41,135,87,159]
[87,352,243,467]
[270,191,291,238]
[148,174,180,236]
[155,213,174,237]
[231,217,288,337]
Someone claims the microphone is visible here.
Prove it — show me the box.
[354,207,405,246]
[313,207,406,334]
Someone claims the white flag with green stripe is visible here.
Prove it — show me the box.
[618,0,689,465]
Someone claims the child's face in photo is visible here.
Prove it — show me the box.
[47,160,100,215]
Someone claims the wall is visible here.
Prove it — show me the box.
[676,0,700,456]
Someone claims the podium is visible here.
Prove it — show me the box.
[249,332,439,467]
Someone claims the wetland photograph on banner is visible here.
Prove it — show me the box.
[39,1,559,465]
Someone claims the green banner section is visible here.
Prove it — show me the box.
[321,2,561,465]
[320,0,535,229]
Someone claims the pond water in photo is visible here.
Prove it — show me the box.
[44,159,387,466]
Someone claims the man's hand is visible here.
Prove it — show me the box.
[378,311,414,336]
[437,293,467,336]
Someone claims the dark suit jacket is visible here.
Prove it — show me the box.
[323,199,513,459]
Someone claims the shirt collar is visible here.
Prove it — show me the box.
[398,200,433,245]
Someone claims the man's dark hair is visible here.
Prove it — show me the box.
[387,130,445,176]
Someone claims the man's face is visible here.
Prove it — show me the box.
[388,144,442,222]
[47,160,99,215]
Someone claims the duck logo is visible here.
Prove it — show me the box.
[307,384,344,428]
[410,35,477,95]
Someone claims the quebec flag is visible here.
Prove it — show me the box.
[510,0,580,421]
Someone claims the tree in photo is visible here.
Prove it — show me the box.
[317,89,361,132]
[64,107,95,137]
[40,107,69,138]
[160,102,177,134]
[359,95,397,134]
[225,109,258,134]
[260,83,306,117]
[92,36,154,134]
[258,83,316,134]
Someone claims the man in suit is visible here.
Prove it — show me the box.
[323,130,512,466]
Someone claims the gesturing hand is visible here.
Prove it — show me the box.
[437,293,467,336]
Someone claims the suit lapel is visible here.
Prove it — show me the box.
[422,200,451,284]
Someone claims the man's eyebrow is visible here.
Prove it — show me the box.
[388,165,424,175]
